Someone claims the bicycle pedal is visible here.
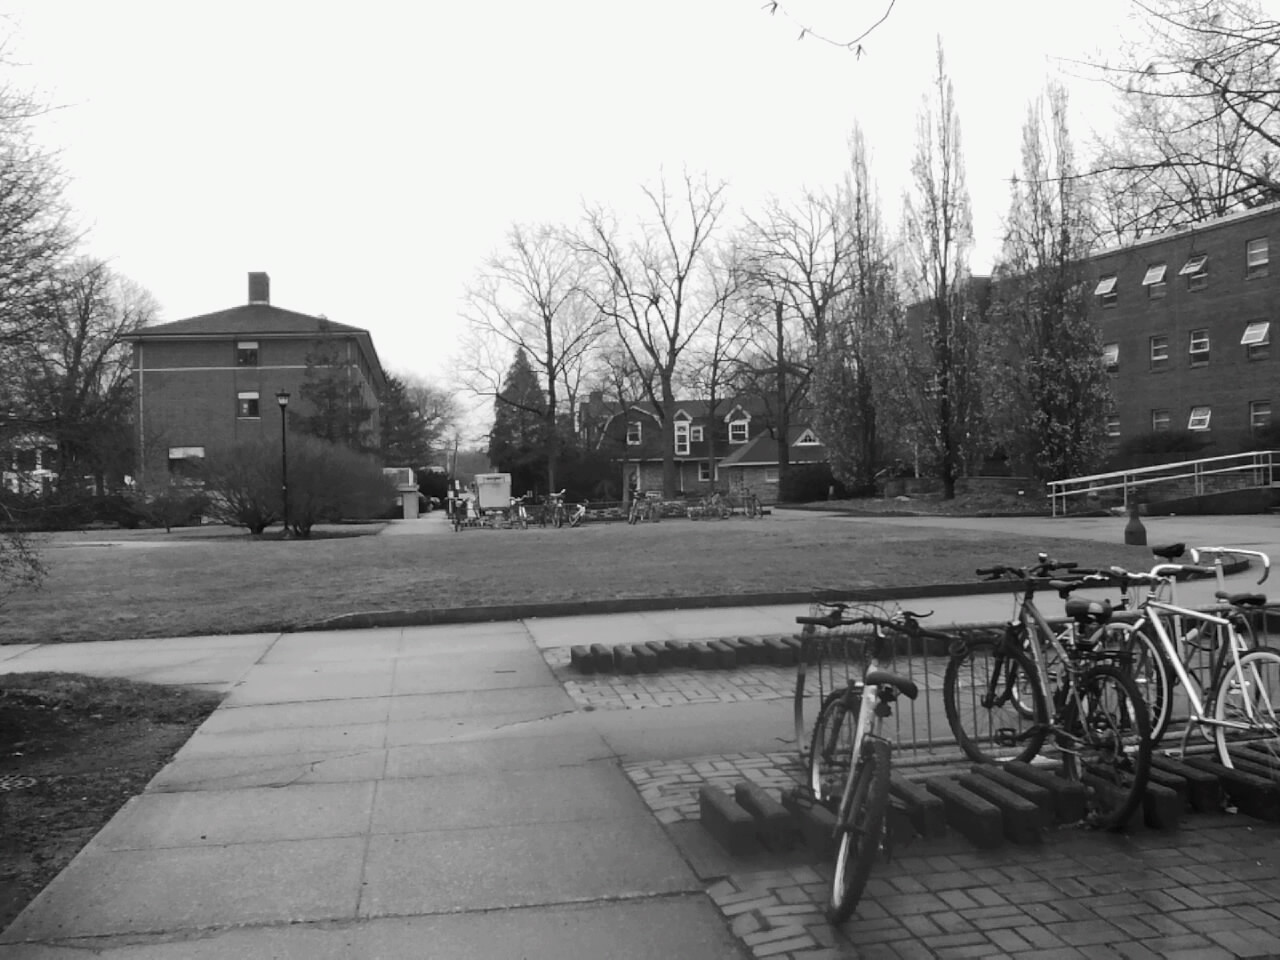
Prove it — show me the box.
[994,727,1019,747]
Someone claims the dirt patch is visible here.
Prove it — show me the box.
[0,673,222,931]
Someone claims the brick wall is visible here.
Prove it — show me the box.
[1092,208,1278,446]
[133,334,380,487]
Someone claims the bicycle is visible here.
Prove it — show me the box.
[546,490,569,528]
[1100,553,1278,774]
[794,602,925,923]
[506,494,530,529]
[943,561,1153,830]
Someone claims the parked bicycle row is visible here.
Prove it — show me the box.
[792,542,1278,925]
[451,488,767,528]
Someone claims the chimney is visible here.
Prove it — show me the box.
[248,272,270,304]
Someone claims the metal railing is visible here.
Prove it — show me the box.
[1046,450,1279,517]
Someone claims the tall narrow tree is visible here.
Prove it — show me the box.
[897,40,982,499]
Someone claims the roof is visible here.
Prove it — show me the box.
[718,426,828,468]
[1089,199,1280,260]
[126,304,386,392]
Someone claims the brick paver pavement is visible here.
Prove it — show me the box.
[623,752,1280,960]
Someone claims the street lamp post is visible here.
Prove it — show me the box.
[276,390,290,536]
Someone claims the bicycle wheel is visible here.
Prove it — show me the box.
[553,506,564,528]
[1099,623,1173,744]
[808,689,857,804]
[944,637,1047,764]
[1212,645,1280,777]
[1056,664,1152,831]
[827,736,892,925]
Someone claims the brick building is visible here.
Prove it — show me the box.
[125,273,386,488]
[578,394,827,502]
[1091,203,1278,452]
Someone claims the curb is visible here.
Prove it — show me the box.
[290,557,1249,634]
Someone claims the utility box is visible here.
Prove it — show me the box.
[474,473,512,514]
[383,467,420,520]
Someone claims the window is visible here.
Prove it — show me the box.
[236,391,260,419]
[1142,263,1167,299]
[1152,409,1171,432]
[729,420,749,444]
[167,446,205,477]
[1180,254,1208,291]
[1102,342,1119,373]
[1094,274,1118,307]
[690,425,703,442]
[236,341,258,366]
[698,462,716,482]
[674,421,690,456]
[1189,329,1210,366]
[1247,237,1270,279]
[1243,321,1271,361]
[1251,400,1272,432]
[795,428,820,446]
[1105,415,1121,437]
[626,421,642,445]
[1149,335,1169,369]
[1187,405,1212,431]
[764,467,779,484]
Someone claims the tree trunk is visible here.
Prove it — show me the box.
[774,301,790,487]
[660,377,676,497]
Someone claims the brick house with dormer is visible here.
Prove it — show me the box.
[578,393,827,503]
[124,273,386,488]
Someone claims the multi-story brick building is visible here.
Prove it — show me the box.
[125,273,385,488]
[1090,203,1278,454]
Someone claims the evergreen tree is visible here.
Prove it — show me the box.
[378,373,435,467]
[992,84,1111,482]
[291,341,376,452]
[487,348,549,493]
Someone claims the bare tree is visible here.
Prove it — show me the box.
[461,223,604,490]
[762,0,898,58]
[743,188,855,480]
[897,40,983,499]
[1087,0,1280,240]
[577,171,732,497]
[14,259,156,493]
[813,125,902,492]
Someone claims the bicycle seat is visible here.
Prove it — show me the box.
[865,670,918,700]
[1151,543,1186,561]
[1215,590,1267,607]
[1065,597,1112,625]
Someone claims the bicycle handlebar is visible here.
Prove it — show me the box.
[1190,546,1271,585]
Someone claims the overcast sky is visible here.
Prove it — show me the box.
[8,0,1172,425]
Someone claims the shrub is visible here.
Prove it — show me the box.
[130,485,210,532]
[197,438,283,535]
[285,436,397,537]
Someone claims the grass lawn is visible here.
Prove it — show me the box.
[0,513,1160,645]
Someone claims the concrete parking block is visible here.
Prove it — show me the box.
[359,819,698,916]
[1,837,366,942]
[148,748,387,792]
[92,781,375,850]
[370,763,649,833]
[174,721,387,760]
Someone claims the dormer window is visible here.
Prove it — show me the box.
[626,421,642,445]
[674,420,690,456]
[690,425,704,442]
[729,420,749,444]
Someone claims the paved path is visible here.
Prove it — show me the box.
[2,512,1280,957]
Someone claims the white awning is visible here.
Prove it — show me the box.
[1242,321,1271,345]
[1142,263,1167,285]
[1178,254,1207,276]
[1093,275,1117,296]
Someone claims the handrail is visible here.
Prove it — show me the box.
[1046,450,1278,517]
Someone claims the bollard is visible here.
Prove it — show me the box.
[1124,501,1147,546]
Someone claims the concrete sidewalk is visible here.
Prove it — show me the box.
[3,512,1280,957]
